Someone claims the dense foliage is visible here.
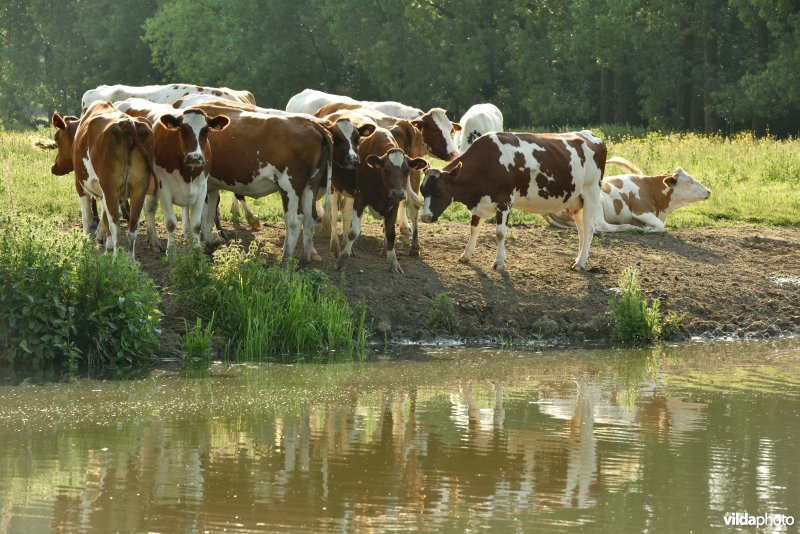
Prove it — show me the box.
[0,218,161,379]
[608,268,683,346]
[166,241,369,362]
[1,1,798,135]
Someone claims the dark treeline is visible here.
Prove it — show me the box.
[1,0,798,135]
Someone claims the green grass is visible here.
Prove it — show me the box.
[3,127,799,231]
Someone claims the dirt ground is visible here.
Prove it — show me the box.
[136,218,800,349]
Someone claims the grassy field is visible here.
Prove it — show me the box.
[2,127,799,228]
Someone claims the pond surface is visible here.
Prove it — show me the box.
[1,340,799,533]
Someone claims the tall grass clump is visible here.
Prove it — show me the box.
[182,315,215,377]
[167,241,369,362]
[608,267,683,347]
[426,293,460,333]
[0,217,161,379]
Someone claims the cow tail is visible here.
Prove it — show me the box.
[310,122,334,222]
[606,156,643,175]
[119,118,157,194]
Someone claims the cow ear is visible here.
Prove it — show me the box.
[663,174,678,187]
[449,161,463,178]
[451,122,462,132]
[358,123,376,137]
[159,114,182,130]
[408,157,429,171]
[52,113,66,130]
[411,118,425,130]
[366,154,384,169]
[208,114,229,131]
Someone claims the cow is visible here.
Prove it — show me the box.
[115,98,230,250]
[177,97,372,235]
[81,83,255,113]
[286,88,425,122]
[329,126,428,274]
[453,103,504,154]
[50,101,157,259]
[544,156,711,233]
[420,131,606,271]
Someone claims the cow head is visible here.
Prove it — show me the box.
[159,109,229,169]
[50,113,80,175]
[420,162,462,223]
[366,148,428,204]
[323,118,375,169]
[411,108,461,161]
[665,168,711,207]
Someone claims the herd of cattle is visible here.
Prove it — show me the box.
[48,83,711,273]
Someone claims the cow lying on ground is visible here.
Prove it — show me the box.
[115,98,230,250]
[51,101,156,259]
[544,156,711,233]
[454,103,504,154]
[329,126,428,274]
[421,131,606,271]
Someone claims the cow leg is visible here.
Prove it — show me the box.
[281,190,302,260]
[336,203,363,271]
[397,199,412,236]
[188,181,207,246]
[341,196,355,257]
[492,207,510,271]
[159,186,179,251]
[328,190,341,257]
[144,193,161,251]
[79,193,94,235]
[572,194,600,270]
[408,196,421,257]
[101,192,120,255]
[202,189,223,244]
[460,215,484,263]
[633,213,666,233]
[90,198,99,230]
[230,192,241,219]
[385,205,403,274]
[301,187,321,262]
[239,196,260,230]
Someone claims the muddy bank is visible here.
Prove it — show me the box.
[137,221,800,350]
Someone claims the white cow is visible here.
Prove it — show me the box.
[454,103,504,154]
[285,88,360,115]
[81,83,255,113]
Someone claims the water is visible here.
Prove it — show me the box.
[1,340,799,533]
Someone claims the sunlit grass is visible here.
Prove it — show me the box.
[3,127,799,229]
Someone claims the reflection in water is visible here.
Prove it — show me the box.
[1,340,799,532]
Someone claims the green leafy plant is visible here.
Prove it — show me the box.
[182,315,215,377]
[426,293,460,333]
[167,241,369,362]
[608,267,683,346]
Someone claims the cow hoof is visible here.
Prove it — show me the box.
[150,242,163,252]
[399,226,412,237]
[409,247,420,258]
[217,229,229,240]
[492,262,505,271]
[458,255,471,264]
[390,263,404,275]
[310,251,322,261]
[248,220,261,231]
[336,255,349,271]
[570,261,586,271]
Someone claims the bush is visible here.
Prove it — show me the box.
[0,217,161,379]
[167,241,368,362]
[426,292,459,333]
[608,267,683,346]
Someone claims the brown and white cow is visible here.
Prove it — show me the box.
[51,101,156,259]
[179,104,333,261]
[420,130,606,271]
[81,83,255,113]
[330,126,428,274]
[182,98,372,236]
[115,98,230,250]
[545,156,711,233]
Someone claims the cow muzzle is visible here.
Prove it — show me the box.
[345,155,360,169]
[421,213,436,223]
[390,189,406,202]
[448,152,459,161]
[184,154,205,168]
